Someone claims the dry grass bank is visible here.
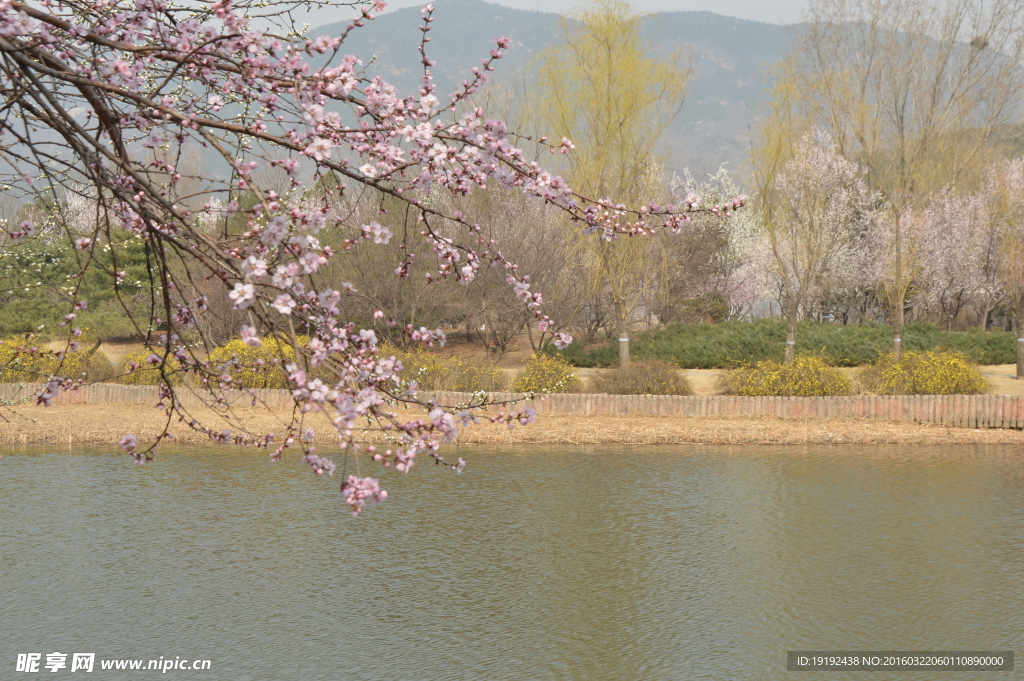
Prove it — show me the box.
[457,415,1024,445]
[0,403,335,446]
[3,403,1024,447]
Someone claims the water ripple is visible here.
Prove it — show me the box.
[1,444,1022,680]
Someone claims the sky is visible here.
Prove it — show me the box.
[382,0,807,24]
[298,0,807,31]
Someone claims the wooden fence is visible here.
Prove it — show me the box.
[0,382,296,410]
[2,382,1023,429]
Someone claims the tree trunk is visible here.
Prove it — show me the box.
[1017,301,1024,380]
[617,309,630,368]
[893,301,904,359]
[893,211,904,359]
[785,308,798,364]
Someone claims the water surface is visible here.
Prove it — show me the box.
[2,444,1022,679]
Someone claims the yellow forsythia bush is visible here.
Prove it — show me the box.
[386,345,505,392]
[512,353,580,393]
[0,336,115,383]
[121,336,312,388]
[590,360,692,395]
[119,348,186,385]
[722,355,853,396]
[206,337,305,389]
[858,350,987,395]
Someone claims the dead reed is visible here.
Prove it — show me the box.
[2,403,1024,446]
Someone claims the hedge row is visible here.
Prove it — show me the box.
[553,320,1017,368]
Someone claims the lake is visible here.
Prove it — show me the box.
[2,444,1022,679]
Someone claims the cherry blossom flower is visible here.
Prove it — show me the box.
[240,325,261,348]
[273,294,296,315]
[228,283,255,310]
[305,138,334,161]
[340,475,388,517]
[361,221,392,244]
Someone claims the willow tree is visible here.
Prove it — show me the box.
[771,0,1024,357]
[535,0,688,366]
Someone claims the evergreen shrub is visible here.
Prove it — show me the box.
[553,320,1016,368]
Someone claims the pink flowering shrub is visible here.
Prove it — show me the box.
[0,0,739,515]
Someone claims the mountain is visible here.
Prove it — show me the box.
[312,0,798,182]
[639,11,795,179]
[312,1,561,97]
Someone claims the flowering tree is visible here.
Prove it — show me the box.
[977,159,1024,377]
[0,0,739,514]
[758,130,872,362]
[777,0,1024,356]
[917,189,1003,330]
[660,167,758,323]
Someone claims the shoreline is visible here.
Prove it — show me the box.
[2,403,1024,446]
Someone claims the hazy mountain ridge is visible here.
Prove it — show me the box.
[313,0,797,181]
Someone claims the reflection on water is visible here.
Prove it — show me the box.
[2,444,1022,680]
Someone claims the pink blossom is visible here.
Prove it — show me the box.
[240,325,261,347]
[228,282,255,309]
[119,433,137,454]
[340,475,388,517]
[302,453,336,476]
[304,138,333,161]
[242,256,267,279]
[273,294,295,315]
[35,380,58,407]
[0,0,737,508]
[552,332,572,350]
[361,221,392,244]
[9,220,33,241]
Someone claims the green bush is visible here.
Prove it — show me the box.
[388,347,506,393]
[590,360,692,395]
[721,355,853,396]
[512,353,580,393]
[552,320,1017,368]
[858,350,988,395]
